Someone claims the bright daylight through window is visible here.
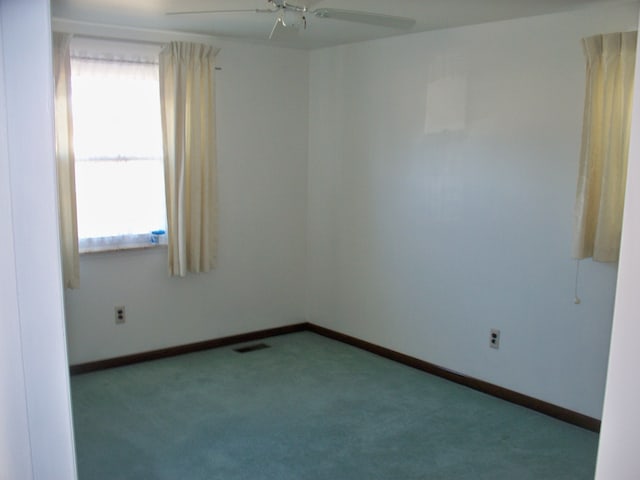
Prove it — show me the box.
[70,43,166,252]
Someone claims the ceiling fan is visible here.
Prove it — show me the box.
[167,0,416,40]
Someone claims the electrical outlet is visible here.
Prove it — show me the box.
[115,306,125,324]
[490,329,500,349]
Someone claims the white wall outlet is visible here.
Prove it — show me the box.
[490,328,500,349]
[115,306,125,324]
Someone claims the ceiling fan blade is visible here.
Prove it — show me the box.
[166,8,276,16]
[298,0,323,8]
[313,8,415,29]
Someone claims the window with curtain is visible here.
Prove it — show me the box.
[70,41,167,252]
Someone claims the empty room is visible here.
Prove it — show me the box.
[2,0,640,479]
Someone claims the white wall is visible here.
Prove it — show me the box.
[307,3,639,419]
[0,0,76,478]
[595,8,640,477]
[64,1,638,421]
[65,41,309,365]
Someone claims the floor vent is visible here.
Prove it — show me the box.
[234,343,270,353]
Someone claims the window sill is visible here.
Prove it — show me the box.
[78,232,168,254]
[79,243,167,255]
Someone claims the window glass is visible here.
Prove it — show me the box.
[70,52,166,252]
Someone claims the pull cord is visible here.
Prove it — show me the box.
[574,259,582,305]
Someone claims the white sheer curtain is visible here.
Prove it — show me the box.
[159,42,219,277]
[573,31,637,262]
[52,32,80,288]
[70,54,166,252]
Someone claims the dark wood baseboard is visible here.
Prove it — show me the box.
[70,321,600,432]
[305,323,601,433]
[69,323,308,375]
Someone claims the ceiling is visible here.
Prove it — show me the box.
[51,0,634,49]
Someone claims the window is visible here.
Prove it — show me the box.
[70,40,167,252]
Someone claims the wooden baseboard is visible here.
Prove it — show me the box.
[305,323,601,433]
[69,321,600,432]
[69,323,308,375]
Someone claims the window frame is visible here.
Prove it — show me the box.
[69,38,167,254]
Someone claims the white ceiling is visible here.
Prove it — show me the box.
[51,0,634,49]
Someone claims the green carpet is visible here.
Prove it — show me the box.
[71,332,598,479]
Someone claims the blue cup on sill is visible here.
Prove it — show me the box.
[150,229,166,244]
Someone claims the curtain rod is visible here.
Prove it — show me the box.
[71,34,165,48]
[53,19,223,69]
[51,18,220,47]
[70,54,159,66]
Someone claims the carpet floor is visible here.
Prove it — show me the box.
[71,332,598,479]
